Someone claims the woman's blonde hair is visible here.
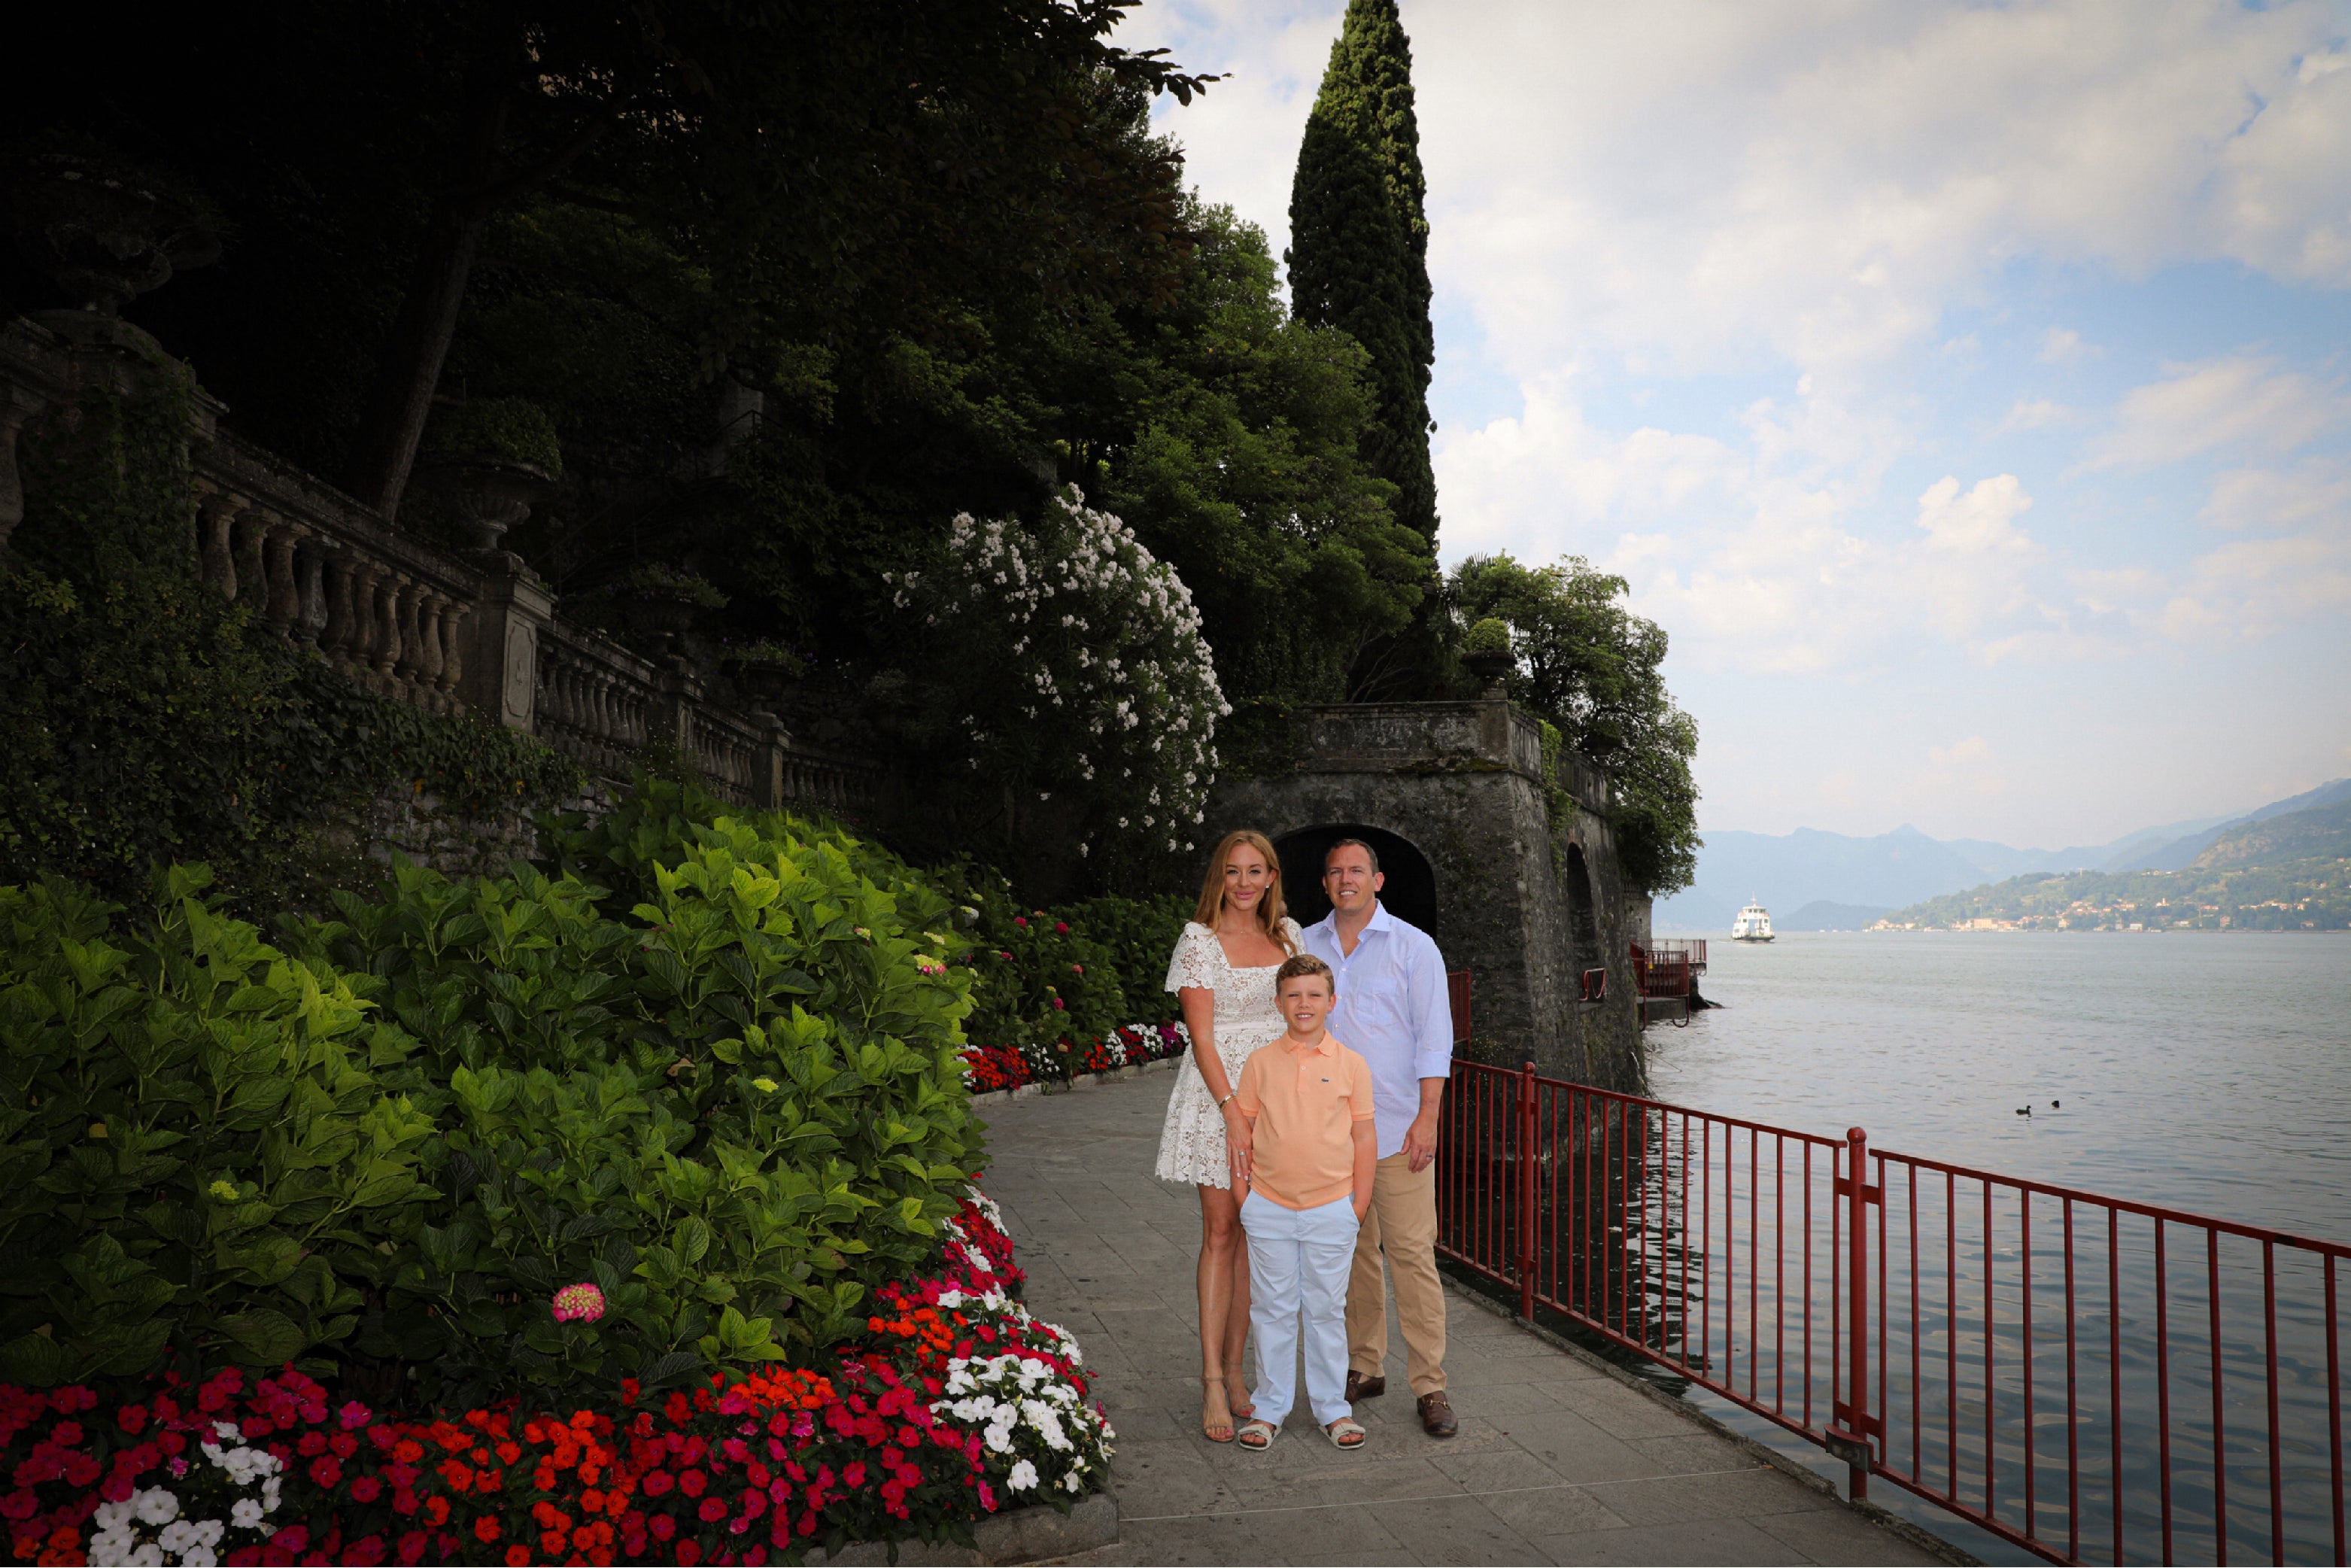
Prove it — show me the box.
[1194,830,1296,953]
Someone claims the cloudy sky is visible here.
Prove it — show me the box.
[1119,0,2351,850]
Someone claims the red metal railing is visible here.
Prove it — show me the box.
[1628,941,1693,998]
[1435,1059,2350,1565]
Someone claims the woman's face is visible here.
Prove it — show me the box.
[1222,842,1274,917]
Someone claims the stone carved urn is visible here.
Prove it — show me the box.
[0,150,220,315]
[1462,648,1514,693]
[417,451,553,552]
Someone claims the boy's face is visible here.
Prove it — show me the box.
[1279,976,1335,1035]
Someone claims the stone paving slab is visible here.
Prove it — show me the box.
[977,1071,1955,1566]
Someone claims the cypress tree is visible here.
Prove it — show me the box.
[1289,0,1438,589]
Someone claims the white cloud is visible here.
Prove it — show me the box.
[1998,398,2078,433]
[2199,461,2351,531]
[2085,356,2349,469]
[2039,328,2094,363]
[1930,736,1991,767]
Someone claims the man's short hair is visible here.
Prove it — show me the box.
[1324,837,1381,875]
[1274,953,1335,993]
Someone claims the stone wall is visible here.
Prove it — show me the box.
[1207,699,1647,1089]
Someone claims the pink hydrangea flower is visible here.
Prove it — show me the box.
[551,1282,606,1323]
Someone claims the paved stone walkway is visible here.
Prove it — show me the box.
[980,1071,1951,1566]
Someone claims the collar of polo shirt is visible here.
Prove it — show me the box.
[1282,1029,1338,1057]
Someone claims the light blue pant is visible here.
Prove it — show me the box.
[1241,1191,1360,1429]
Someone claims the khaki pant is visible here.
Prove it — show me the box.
[1345,1150,1447,1396]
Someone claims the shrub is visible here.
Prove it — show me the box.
[887,488,1228,876]
[1463,616,1511,655]
[1,779,986,1415]
[0,866,435,1390]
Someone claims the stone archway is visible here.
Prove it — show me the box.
[1204,699,1646,1086]
[1273,823,1438,934]
[1566,842,1602,974]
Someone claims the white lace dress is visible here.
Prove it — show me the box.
[1153,919,1299,1187]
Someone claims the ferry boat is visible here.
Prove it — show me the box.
[1730,898,1775,942]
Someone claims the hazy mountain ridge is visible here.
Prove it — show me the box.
[1658,778,2349,934]
[1879,796,2351,931]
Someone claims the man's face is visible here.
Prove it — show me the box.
[1280,975,1336,1035]
[1324,846,1384,915]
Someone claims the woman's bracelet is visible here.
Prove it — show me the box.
[1216,1092,1236,1110]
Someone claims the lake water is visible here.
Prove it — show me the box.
[1647,931,2351,1242]
[1630,931,2351,1563]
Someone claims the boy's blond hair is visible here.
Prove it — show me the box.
[1274,953,1335,993]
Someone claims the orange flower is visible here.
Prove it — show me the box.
[475,1517,502,1542]
[504,1548,531,1567]
[424,1497,451,1527]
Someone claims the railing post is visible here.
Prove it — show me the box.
[1518,1060,1538,1322]
[1827,1126,1875,1499]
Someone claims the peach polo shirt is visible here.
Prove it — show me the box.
[1235,1029,1377,1211]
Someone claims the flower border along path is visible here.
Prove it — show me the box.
[960,1022,1190,1104]
[2,1190,1120,1567]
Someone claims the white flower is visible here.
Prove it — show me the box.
[135,1488,182,1526]
[230,1500,264,1530]
[1063,1469,1085,1493]
[1009,1459,1040,1491]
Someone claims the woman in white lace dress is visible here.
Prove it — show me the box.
[1156,828,1300,1442]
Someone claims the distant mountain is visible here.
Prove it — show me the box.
[2108,778,2351,871]
[1780,900,1894,931]
[1878,795,2351,931]
[2192,798,2351,869]
[1657,778,2349,934]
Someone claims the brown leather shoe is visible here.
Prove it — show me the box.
[1417,1391,1459,1438]
[1345,1369,1386,1402]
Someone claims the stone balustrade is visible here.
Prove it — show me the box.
[2,311,892,825]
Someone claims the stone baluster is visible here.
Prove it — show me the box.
[409,589,448,707]
[320,548,359,662]
[295,536,333,650]
[436,600,470,704]
[0,384,44,561]
[343,561,386,677]
[232,509,273,614]
[372,572,409,680]
[196,488,246,600]
[263,521,307,638]
[393,582,430,698]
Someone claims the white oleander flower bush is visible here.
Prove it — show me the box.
[889,487,1228,871]
[84,1421,284,1565]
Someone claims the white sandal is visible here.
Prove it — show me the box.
[1325,1416,1367,1449]
[1236,1418,1278,1450]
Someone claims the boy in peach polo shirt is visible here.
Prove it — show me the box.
[1232,953,1377,1451]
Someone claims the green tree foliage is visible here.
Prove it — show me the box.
[1098,205,1426,707]
[1452,555,1702,896]
[1287,0,1441,689]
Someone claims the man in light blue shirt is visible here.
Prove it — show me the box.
[1299,837,1460,1438]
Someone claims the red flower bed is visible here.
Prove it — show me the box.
[2,1193,1101,1567]
[961,1020,1187,1092]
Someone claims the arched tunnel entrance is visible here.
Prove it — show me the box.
[1273,824,1439,936]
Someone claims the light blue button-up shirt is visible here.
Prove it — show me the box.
[1299,901,1453,1160]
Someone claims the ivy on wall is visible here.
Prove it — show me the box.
[0,350,579,911]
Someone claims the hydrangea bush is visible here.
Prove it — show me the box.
[890,488,1228,873]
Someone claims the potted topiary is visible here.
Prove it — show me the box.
[418,397,562,552]
[718,639,806,710]
[1463,617,1514,693]
[618,563,727,640]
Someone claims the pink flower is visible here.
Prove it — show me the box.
[551,1283,607,1323]
[1054,922,1069,935]
[1012,917,1028,928]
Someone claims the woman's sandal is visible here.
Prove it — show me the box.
[1236,1418,1278,1450]
[1200,1376,1238,1444]
[1226,1372,1256,1422]
[1324,1416,1367,1449]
